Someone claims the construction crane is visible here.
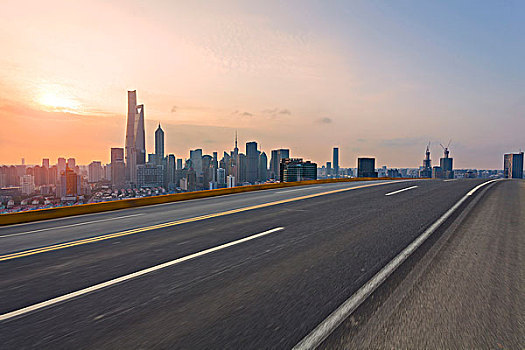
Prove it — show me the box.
[440,139,452,158]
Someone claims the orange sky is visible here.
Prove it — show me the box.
[1,1,523,168]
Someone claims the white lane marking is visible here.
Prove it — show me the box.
[384,186,418,196]
[0,227,284,322]
[292,179,498,350]
[0,214,144,239]
[444,179,457,182]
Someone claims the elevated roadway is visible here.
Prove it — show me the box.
[0,179,522,349]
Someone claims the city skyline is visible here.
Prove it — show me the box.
[1,1,524,168]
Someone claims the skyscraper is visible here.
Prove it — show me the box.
[333,147,339,178]
[270,148,290,180]
[190,149,203,176]
[155,123,164,160]
[88,161,103,183]
[439,147,454,179]
[125,90,146,184]
[246,141,259,183]
[57,157,66,175]
[357,158,378,178]
[111,147,125,188]
[280,158,317,182]
[258,151,268,182]
[419,144,432,178]
[504,152,524,179]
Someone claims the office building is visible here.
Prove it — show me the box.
[20,175,35,195]
[246,141,259,183]
[125,90,146,184]
[137,164,164,188]
[280,158,317,182]
[259,151,268,182]
[439,145,454,179]
[432,166,443,179]
[67,158,76,170]
[88,161,103,183]
[166,154,176,188]
[57,157,66,175]
[110,147,125,188]
[504,152,524,179]
[155,123,164,160]
[190,149,203,176]
[42,158,50,169]
[270,149,290,180]
[333,147,339,178]
[217,168,226,187]
[57,166,81,198]
[357,158,378,178]
[227,175,236,188]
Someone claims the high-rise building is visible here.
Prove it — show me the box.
[259,151,268,182]
[166,154,176,188]
[189,149,203,176]
[67,158,76,170]
[57,157,66,175]
[125,90,146,184]
[176,158,183,170]
[20,175,35,195]
[279,158,317,182]
[357,158,378,178]
[57,166,80,198]
[137,164,164,188]
[111,147,125,188]
[270,148,290,180]
[333,147,339,178]
[246,141,259,183]
[440,147,454,179]
[217,168,226,187]
[42,158,50,169]
[155,123,164,160]
[88,161,103,183]
[326,161,332,176]
[419,144,432,178]
[227,175,236,188]
[504,152,524,179]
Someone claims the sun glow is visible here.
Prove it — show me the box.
[37,90,80,112]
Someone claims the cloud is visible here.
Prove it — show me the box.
[171,106,177,113]
[261,108,292,117]
[241,111,253,117]
[316,117,332,124]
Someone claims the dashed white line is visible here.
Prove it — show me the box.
[0,227,284,322]
[0,214,145,238]
[384,186,418,196]
[292,179,498,350]
[444,179,457,182]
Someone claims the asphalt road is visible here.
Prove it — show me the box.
[1,179,519,349]
[321,179,524,349]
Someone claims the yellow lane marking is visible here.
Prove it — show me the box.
[0,181,397,262]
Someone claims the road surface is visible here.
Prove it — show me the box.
[0,179,522,349]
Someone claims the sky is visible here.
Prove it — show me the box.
[1,0,523,169]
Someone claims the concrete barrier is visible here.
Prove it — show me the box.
[0,177,407,226]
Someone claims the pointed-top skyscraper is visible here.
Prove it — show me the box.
[125,90,146,184]
[155,123,164,160]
